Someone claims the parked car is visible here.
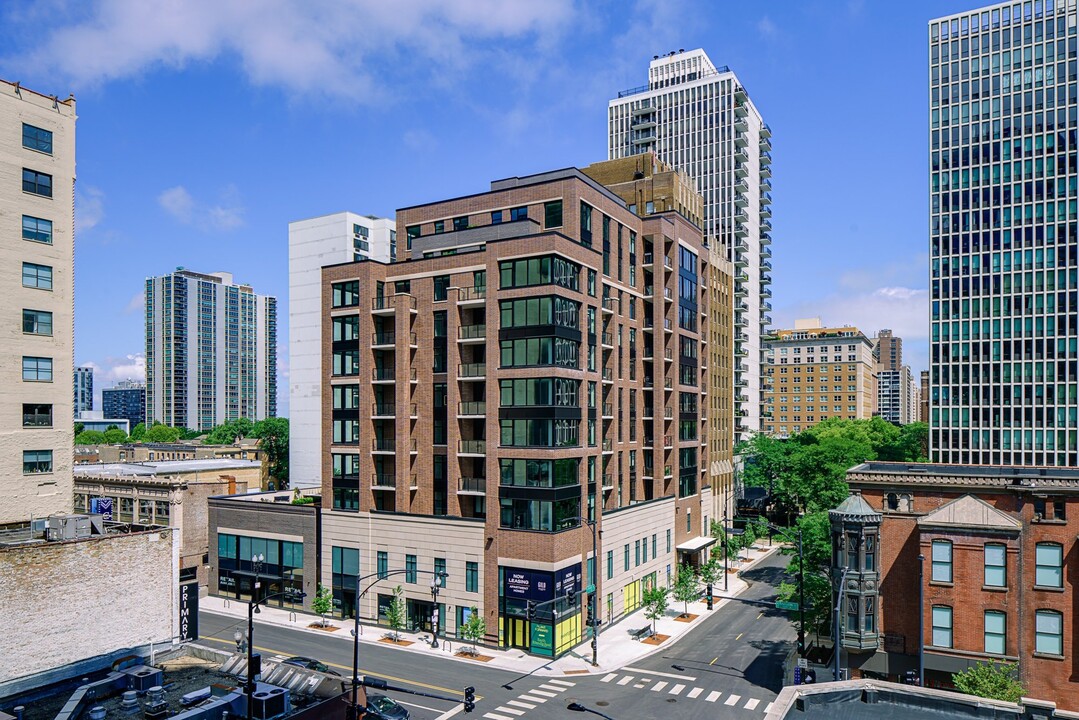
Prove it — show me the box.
[365,694,410,720]
[280,656,341,676]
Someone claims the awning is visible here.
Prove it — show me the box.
[676,536,718,553]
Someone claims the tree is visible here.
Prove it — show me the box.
[74,430,106,445]
[102,428,128,445]
[145,423,182,443]
[74,422,85,436]
[253,417,289,482]
[952,662,1024,703]
[130,423,147,441]
[641,586,669,634]
[777,573,832,640]
[698,556,721,599]
[461,606,487,655]
[311,583,333,628]
[386,585,406,641]
[671,564,699,617]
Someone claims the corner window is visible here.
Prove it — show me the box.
[22,263,53,290]
[23,124,53,154]
[1035,543,1063,588]
[332,280,360,308]
[984,611,1006,655]
[984,543,1007,587]
[22,215,53,244]
[931,605,953,648]
[405,225,420,250]
[22,169,52,197]
[1035,610,1063,655]
[544,200,563,228]
[579,202,593,246]
[931,539,952,582]
[23,449,53,474]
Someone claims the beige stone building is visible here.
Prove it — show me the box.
[0,80,76,525]
[763,318,876,437]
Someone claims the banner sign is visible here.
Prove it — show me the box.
[179,582,199,642]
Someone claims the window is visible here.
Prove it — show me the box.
[984,544,1007,587]
[984,611,1006,655]
[22,215,52,244]
[332,280,360,307]
[510,206,527,222]
[931,606,953,648]
[23,403,52,427]
[23,449,52,474]
[580,202,593,246]
[1035,543,1063,588]
[434,557,447,580]
[377,551,388,579]
[624,544,630,571]
[433,275,450,301]
[666,529,671,554]
[606,550,613,579]
[635,540,640,567]
[22,263,52,290]
[1035,610,1063,655]
[931,540,953,582]
[466,561,478,593]
[22,169,52,197]
[544,200,563,228]
[433,220,444,234]
[453,216,468,231]
[22,356,52,381]
[491,210,503,224]
[405,554,417,582]
[23,123,53,153]
[405,225,420,249]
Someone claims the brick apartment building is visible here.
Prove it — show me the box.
[840,462,1079,710]
[317,164,731,656]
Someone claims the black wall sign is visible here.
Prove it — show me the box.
[179,582,199,642]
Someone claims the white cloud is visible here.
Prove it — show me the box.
[158,184,245,231]
[757,16,778,38]
[123,291,144,315]
[83,353,145,386]
[5,0,575,100]
[76,185,105,232]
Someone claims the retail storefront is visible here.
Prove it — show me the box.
[499,562,583,657]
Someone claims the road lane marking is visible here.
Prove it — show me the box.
[705,691,722,703]
[506,700,535,710]
[709,657,718,665]
[725,694,741,706]
[518,695,547,704]
[757,612,763,619]
[651,681,669,692]
[687,687,703,699]
[623,666,697,681]
[601,673,617,683]
[735,632,743,641]
[396,700,444,712]
[547,679,576,687]
[668,683,685,695]
[617,676,634,686]
[527,689,557,698]
[484,714,513,720]
[745,698,760,710]
[495,708,524,716]
[435,706,464,720]
[538,684,566,692]
[765,702,775,713]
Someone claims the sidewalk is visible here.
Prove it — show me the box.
[200,543,785,677]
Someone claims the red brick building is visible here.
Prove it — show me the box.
[843,462,1078,710]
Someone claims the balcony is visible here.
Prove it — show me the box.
[664,377,673,390]
[734,85,747,103]
[762,300,772,312]
[761,232,772,246]
[734,192,748,208]
[663,287,673,303]
[372,368,396,383]
[761,219,772,233]
[601,331,614,348]
[372,438,395,453]
[760,205,771,219]
[643,284,654,298]
[642,252,654,267]
[602,295,618,314]
[643,319,654,333]
[602,402,614,419]
[663,465,673,480]
[734,130,748,148]
[602,368,614,383]
[631,131,657,145]
[760,162,771,179]
[372,402,395,418]
[601,474,614,491]
[372,331,396,348]
[602,438,613,453]
[372,473,396,489]
[735,283,748,298]
[663,318,672,333]
[761,273,772,285]
[458,363,486,379]
[761,260,773,272]
[761,191,773,206]
[457,477,487,495]
[760,123,772,139]
[761,245,772,259]
[459,439,486,456]
[663,255,673,271]
[734,162,748,178]
[458,324,487,343]
[762,314,773,325]
[664,347,673,362]
[643,407,654,420]
[734,223,748,238]
[664,407,673,420]
[371,294,417,314]
[760,150,773,166]
[458,401,486,416]
[734,147,749,164]
[734,117,748,133]
[631,117,656,130]
[643,436,654,448]
[457,286,487,306]
[734,101,748,117]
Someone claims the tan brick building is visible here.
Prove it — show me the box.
[763,318,876,437]
[319,166,724,656]
[842,462,1079,711]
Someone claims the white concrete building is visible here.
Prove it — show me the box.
[608,49,772,447]
[145,269,277,432]
[288,212,395,489]
[0,79,76,525]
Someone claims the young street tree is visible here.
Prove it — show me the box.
[642,586,669,635]
[461,606,486,655]
[311,583,333,627]
[671,564,699,617]
[952,662,1024,703]
[698,556,721,601]
[386,585,407,641]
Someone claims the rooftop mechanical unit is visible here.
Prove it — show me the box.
[124,665,164,693]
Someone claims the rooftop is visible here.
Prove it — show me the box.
[848,461,1079,489]
[74,459,262,479]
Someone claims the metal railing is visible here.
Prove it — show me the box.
[372,473,396,488]
[458,401,486,415]
[458,477,486,493]
[372,331,395,345]
[458,363,486,378]
[459,439,486,454]
[458,324,486,340]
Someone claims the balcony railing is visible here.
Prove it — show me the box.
[372,367,395,381]
[642,252,654,265]
[663,255,673,270]
[601,332,614,346]
[663,435,673,448]
[457,286,487,302]
[602,439,613,452]
[458,476,487,493]
[459,363,487,378]
[371,294,418,311]
[602,368,613,382]
[602,402,614,417]
[372,473,396,489]
[372,331,396,346]
[372,438,395,452]
[459,439,486,454]
[458,401,486,415]
[601,296,618,312]
[602,474,614,489]
[372,402,395,416]
[458,324,487,340]
[664,348,673,361]
[643,284,654,297]
[664,407,673,419]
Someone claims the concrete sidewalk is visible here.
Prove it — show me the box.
[201,543,785,677]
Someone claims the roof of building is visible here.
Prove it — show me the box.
[74,458,262,480]
[847,462,1079,490]
[829,493,882,523]
[917,494,1022,532]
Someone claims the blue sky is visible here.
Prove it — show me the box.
[2,0,978,414]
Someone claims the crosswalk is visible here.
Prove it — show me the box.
[599,671,772,713]
[483,678,576,720]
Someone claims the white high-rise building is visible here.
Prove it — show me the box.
[145,268,277,432]
[288,212,396,489]
[74,365,93,415]
[1,79,76,524]
[608,49,772,445]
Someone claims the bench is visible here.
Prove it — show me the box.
[630,625,654,641]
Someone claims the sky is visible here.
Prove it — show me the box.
[1,0,980,415]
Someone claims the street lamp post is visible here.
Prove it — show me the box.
[918,553,925,687]
[430,576,442,649]
[246,553,264,720]
[565,515,599,667]
[833,567,849,681]
[568,701,617,720]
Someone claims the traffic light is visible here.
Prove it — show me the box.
[526,601,537,621]
[566,589,576,604]
[585,604,594,627]
[464,686,475,713]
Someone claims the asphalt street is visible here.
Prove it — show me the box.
[197,549,797,720]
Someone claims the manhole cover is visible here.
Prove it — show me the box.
[596,701,610,707]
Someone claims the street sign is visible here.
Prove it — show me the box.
[797,658,808,670]
[776,600,799,611]
[584,584,596,594]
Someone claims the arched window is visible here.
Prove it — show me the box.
[1035,543,1063,588]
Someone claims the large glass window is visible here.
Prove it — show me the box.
[1035,543,1063,588]
[434,275,450,301]
[931,539,953,582]
[984,543,1007,587]
[984,611,1006,655]
[333,385,360,410]
[377,551,388,578]
[332,315,360,342]
[332,348,360,376]
[500,378,579,407]
[499,256,580,291]
[499,418,579,447]
[22,263,52,290]
[580,202,593,246]
[931,605,953,648]
[499,458,579,487]
[22,168,52,197]
[499,497,580,532]
[332,280,360,307]
[1035,610,1063,655]
[22,215,53,244]
[499,296,579,328]
[544,200,563,228]
[22,356,52,381]
[332,546,360,618]
[499,337,579,369]
[22,123,53,153]
[22,403,52,427]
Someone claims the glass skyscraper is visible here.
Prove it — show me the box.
[929,1,1078,466]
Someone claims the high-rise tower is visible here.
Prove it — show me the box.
[608,49,772,447]
[929,3,1076,466]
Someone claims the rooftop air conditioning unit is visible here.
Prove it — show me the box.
[250,687,289,720]
[125,665,164,693]
[46,514,92,541]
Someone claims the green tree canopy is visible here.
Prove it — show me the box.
[145,423,182,443]
[671,564,699,616]
[129,423,147,441]
[253,417,289,482]
[461,606,487,654]
[102,428,128,445]
[74,430,106,445]
[312,583,333,628]
[952,662,1024,703]
[642,586,669,633]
